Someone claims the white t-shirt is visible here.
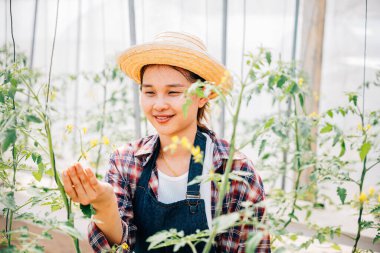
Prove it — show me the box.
[157,133,213,229]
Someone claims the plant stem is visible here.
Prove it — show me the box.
[6,61,18,247]
[187,241,197,253]
[352,156,367,252]
[202,82,246,253]
[352,111,368,253]
[45,119,80,253]
[283,95,302,229]
[95,83,107,175]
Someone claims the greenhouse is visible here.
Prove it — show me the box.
[1,0,379,252]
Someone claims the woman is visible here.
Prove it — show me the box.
[62,32,270,253]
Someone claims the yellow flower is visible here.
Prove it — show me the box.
[50,90,57,102]
[171,136,180,144]
[82,127,88,135]
[121,242,129,250]
[359,192,368,203]
[364,124,372,131]
[180,137,191,150]
[191,146,203,163]
[220,70,232,91]
[298,78,304,87]
[358,124,372,132]
[65,124,73,134]
[164,143,177,154]
[368,187,375,197]
[191,146,201,157]
[81,151,88,160]
[193,154,203,163]
[378,194,380,203]
[90,138,99,147]
[308,112,319,119]
[209,169,215,180]
[102,136,110,145]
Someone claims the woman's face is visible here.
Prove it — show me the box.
[140,65,208,137]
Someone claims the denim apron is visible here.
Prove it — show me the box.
[132,130,216,253]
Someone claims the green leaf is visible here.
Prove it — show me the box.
[258,139,267,156]
[182,98,192,118]
[273,247,287,253]
[277,75,287,88]
[32,153,42,164]
[246,232,263,252]
[213,212,240,233]
[265,51,272,65]
[332,134,340,147]
[2,128,16,152]
[57,221,83,239]
[249,69,256,80]
[320,123,333,133]
[268,75,275,89]
[298,93,304,108]
[336,187,347,204]
[32,171,43,182]
[288,213,298,221]
[331,243,341,251]
[327,110,333,118]
[264,117,274,129]
[370,205,380,214]
[45,168,54,177]
[339,139,346,157]
[26,114,42,123]
[359,142,371,161]
[0,192,16,210]
[80,204,96,219]
[289,234,298,241]
[305,209,312,220]
[348,93,358,106]
[32,163,45,182]
[360,220,373,230]
[374,234,380,244]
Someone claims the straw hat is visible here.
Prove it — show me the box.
[118,31,231,99]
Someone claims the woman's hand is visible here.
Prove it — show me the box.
[62,163,114,209]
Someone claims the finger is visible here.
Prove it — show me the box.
[80,167,97,199]
[85,166,101,191]
[75,163,93,195]
[69,164,87,199]
[62,167,79,201]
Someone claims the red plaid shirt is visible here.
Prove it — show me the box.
[88,128,271,252]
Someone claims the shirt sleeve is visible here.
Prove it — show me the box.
[88,148,138,252]
[216,158,271,253]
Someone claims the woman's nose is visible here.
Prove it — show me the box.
[153,96,169,111]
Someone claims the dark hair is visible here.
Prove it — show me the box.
[140,64,210,130]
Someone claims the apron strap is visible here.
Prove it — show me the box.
[186,130,207,201]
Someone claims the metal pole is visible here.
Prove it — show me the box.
[4,0,8,66]
[219,0,228,138]
[240,0,246,78]
[73,0,82,155]
[29,0,38,70]
[281,0,300,191]
[128,0,141,139]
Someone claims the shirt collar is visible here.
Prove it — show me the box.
[134,128,243,168]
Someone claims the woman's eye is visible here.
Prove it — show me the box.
[144,91,154,95]
[169,91,182,95]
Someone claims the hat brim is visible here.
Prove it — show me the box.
[118,43,231,99]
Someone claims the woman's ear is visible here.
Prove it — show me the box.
[198,97,209,108]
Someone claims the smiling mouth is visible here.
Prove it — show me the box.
[154,115,174,123]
